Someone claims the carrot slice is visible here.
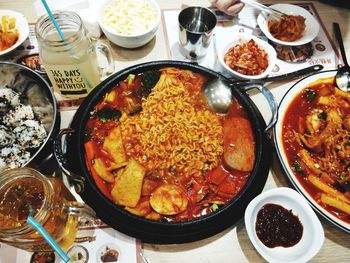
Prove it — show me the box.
[206,165,230,185]
[84,141,113,201]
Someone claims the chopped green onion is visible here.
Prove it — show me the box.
[127,74,136,85]
[302,88,317,103]
[210,203,219,212]
[292,160,305,176]
[96,108,122,122]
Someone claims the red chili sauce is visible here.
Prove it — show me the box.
[255,203,303,248]
[282,80,350,225]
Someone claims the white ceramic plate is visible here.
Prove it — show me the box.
[0,10,29,56]
[257,4,319,46]
[218,34,277,80]
[245,187,324,263]
[274,70,350,233]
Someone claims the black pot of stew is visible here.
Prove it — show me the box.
[57,61,274,243]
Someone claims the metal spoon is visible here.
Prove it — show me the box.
[204,65,323,130]
[333,22,350,92]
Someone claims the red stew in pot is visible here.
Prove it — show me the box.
[84,67,256,222]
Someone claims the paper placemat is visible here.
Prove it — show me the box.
[162,3,338,78]
[0,219,141,263]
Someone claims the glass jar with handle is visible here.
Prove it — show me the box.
[35,11,114,99]
[0,167,95,252]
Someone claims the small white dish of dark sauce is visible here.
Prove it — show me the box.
[244,187,324,263]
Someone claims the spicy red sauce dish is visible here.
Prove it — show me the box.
[275,70,350,232]
[83,67,255,222]
[60,61,271,243]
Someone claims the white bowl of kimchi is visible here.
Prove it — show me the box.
[218,34,277,80]
[257,4,320,46]
[98,0,161,48]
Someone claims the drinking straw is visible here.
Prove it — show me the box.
[40,0,65,41]
[27,209,70,263]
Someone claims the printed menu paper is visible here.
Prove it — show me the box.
[0,219,141,263]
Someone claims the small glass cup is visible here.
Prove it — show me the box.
[0,167,94,252]
[35,11,114,99]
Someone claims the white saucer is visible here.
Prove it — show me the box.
[244,187,324,263]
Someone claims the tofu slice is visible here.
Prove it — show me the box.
[103,126,127,164]
[111,159,145,207]
[92,158,115,183]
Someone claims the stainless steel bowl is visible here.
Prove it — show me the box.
[0,62,60,172]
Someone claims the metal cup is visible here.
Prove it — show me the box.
[178,6,217,59]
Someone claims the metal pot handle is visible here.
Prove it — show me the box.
[231,65,324,84]
[53,128,85,194]
[240,83,278,133]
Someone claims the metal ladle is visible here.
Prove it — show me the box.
[333,22,350,92]
[204,80,277,132]
[203,65,323,131]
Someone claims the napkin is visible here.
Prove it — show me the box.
[33,0,102,38]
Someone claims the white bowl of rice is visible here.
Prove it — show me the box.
[98,0,161,48]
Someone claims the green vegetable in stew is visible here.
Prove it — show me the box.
[317,111,327,120]
[292,159,305,176]
[302,88,318,103]
[341,181,350,191]
[210,203,220,213]
[127,74,136,85]
[96,108,122,122]
[142,70,160,91]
